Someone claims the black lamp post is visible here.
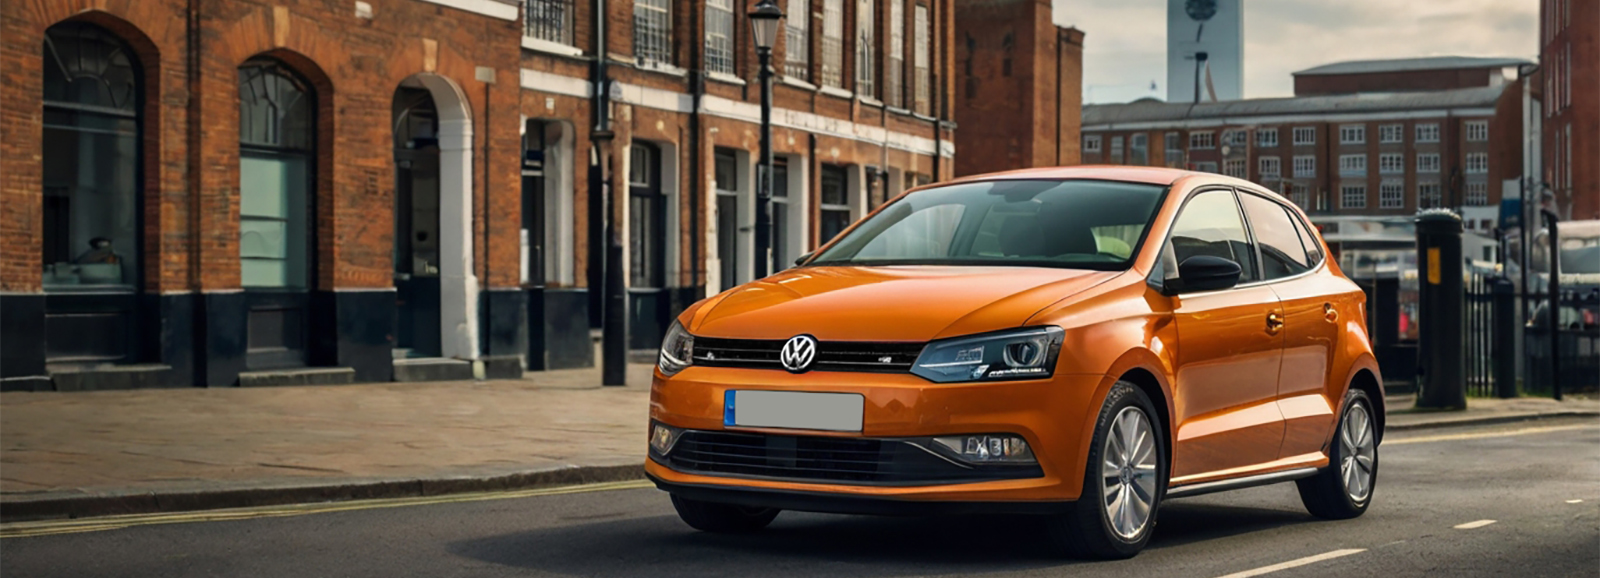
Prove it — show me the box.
[748,0,783,278]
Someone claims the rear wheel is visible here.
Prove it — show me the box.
[1046,381,1166,559]
[669,494,780,533]
[1296,389,1378,519]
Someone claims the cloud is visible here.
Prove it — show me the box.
[1056,0,1538,103]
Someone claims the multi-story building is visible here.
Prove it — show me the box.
[951,0,1083,176]
[1081,57,1531,228]
[0,0,958,390]
[1540,0,1597,220]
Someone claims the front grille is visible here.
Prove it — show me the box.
[693,337,924,373]
[660,429,1042,485]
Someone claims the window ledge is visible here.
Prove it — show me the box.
[779,75,817,90]
[885,105,912,115]
[858,96,883,108]
[707,71,747,86]
[635,61,689,77]
[521,36,584,58]
[819,85,853,99]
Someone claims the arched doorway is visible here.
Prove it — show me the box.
[40,21,144,366]
[238,58,318,369]
[392,74,477,362]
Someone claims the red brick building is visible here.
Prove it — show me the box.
[951,0,1083,176]
[1540,0,1597,220]
[1,0,958,390]
[1293,56,1529,97]
[1082,57,1532,227]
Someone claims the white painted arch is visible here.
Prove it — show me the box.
[399,73,479,360]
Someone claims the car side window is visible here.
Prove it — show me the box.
[1239,193,1312,279]
[1290,210,1324,266]
[1166,190,1258,282]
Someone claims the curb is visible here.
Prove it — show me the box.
[0,463,647,524]
[1386,410,1599,432]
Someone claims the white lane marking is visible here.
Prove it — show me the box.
[1386,423,1594,446]
[1212,549,1367,578]
[1454,519,1497,529]
[1567,499,1584,504]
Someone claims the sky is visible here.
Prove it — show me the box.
[1055,0,1540,104]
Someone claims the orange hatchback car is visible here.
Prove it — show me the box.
[646,166,1383,559]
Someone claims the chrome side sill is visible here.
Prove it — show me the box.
[1165,467,1320,499]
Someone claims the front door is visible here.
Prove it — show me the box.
[627,142,668,351]
[714,148,739,291]
[393,87,442,359]
[1166,189,1286,482]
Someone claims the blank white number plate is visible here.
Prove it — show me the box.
[724,390,865,432]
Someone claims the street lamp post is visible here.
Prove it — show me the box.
[748,0,783,278]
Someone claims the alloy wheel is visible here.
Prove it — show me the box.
[1339,404,1376,502]
[1101,406,1158,540]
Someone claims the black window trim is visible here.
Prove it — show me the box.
[1232,187,1325,288]
[1149,185,1264,295]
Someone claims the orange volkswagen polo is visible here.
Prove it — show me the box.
[646,166,1383,559]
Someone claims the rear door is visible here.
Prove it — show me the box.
[1168,189,1287,482]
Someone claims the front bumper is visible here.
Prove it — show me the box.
[648,366,1110,505]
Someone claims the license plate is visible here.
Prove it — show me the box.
[724,390,865,432]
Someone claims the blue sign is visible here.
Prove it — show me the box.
[1499,197,1522,230]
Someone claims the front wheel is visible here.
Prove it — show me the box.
[669,494,780,533]
[1046,381,1166,559]
[1296,389,1378,519]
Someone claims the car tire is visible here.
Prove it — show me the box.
[669,494,781,533]
[1296,388,1378,520]
[1047,380,1167,560]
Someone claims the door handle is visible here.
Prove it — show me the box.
[1266,312,1285,334]
[1324,303,1338,322]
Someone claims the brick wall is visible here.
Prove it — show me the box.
[1294,67,1502,96]
[951,0,1081,177]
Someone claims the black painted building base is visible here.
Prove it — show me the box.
[480,288,526,380]
[1,292,198,392]
[527,287,593,370]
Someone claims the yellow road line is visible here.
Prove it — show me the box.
[1,479,655,539]
[1386,423,1596,446]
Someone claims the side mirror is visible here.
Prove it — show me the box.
[1165,255,1242,295]
[794,252,813,266]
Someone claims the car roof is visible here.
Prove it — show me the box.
[945,165,1194,186]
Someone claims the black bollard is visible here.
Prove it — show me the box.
[1491,277,1518,398]
[1415,210,1466,409]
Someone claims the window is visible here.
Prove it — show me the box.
[1291,210,1323,264]
[1339,154,1366,175]
[1379,153,1404,174]
[1379,124,1404,144]
[852,204,964,260]
[1417,182,1442,209]
[820,164,853,243]
[1293,126,1315,145]
[855,0,875,97]
[1465,181,1488,206]
[1379,181,1404,209]
[524,0,573,45]
[238,60,314,289]
[784,0,810,80]
[1465,120,1488,141]
[41,22,142,290]
[1130,134,1148,166]
[1339,125,1365,144]
[522,120,573,286]
[714,149,741,289]
[1189,132,1215,149]
[1168,190,1258,282]
[1224,129,1247,147]
[1110,136,1124,164]
[1224,159,1247,178]
[1340,184,1367,209]
[1415,123,1440,143]
[1293,155,1315,178]
[1164,133,1183,167]
[1465,152,1488,173]
[1256,128,1278,148]
[628,143,665,289]
[1259,156,1281,179]
[1290,184,1310,209]
[1566,123,1572,188]
[770,158,794,268]
[1417,153,1440,173]
[633,0,673,66]
[886,0,903,106]
[705,0,735,75]
[821,0,844,87]
[1191,161,1218,173]
[1239,193,1312,279]
[1083,135,1102,153]
[913,4,930,114]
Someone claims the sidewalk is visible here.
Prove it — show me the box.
[2,370,1594,522]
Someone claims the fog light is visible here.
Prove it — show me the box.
[933,434,1035,463]
[650,423,680,455]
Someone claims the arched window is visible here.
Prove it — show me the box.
[238,59,314,289]
[41,22,141,290]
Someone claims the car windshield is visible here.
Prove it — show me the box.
[808,179,1166,271]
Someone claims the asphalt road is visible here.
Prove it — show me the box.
[4,419,1597,578]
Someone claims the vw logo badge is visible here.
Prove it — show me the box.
[779,335,818,373]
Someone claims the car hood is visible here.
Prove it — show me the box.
[689,266,1119,341]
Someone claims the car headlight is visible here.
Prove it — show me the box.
[658,321,694,376]
[910,326,1064,383]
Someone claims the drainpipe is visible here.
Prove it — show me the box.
[591,0,624,385]
[690,73,705,296]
